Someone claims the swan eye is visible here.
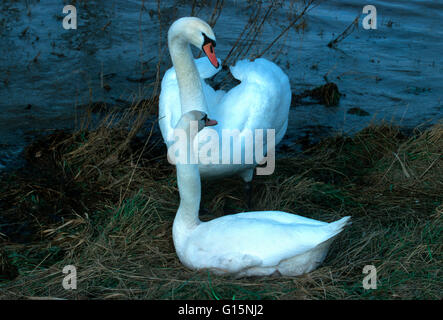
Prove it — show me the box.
[201,33,216,49]
[202,33,218,68]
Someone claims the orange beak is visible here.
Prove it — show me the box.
[205,118,218,126]
[203,43,219,69]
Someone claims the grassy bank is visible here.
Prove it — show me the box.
[0,114,441,299]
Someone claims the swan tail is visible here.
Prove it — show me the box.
[326,216,351,238]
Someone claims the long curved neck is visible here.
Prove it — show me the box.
[172,121,202,246]
[168,36,207,114]
[175,162,201,229]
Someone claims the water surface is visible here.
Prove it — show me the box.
[0,0,441,170]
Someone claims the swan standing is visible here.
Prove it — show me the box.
[159,17,291,187]
[172,110,351,277]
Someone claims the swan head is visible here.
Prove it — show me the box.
[168,17,219,69]
[176,110,217,131]
[175,111,218,133]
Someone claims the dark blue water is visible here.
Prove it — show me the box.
[0,0,442,171]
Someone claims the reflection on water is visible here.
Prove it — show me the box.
[0,0,442,170]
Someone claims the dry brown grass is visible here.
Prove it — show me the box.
[0,118,441,299]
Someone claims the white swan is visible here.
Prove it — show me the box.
[172,110,351,277]
[159,17,291,184]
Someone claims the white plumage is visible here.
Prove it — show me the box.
[176,209,351,277]
[161,17,350,277]
[172,111,351,277]
[159,17,291,182]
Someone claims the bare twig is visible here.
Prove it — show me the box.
[256,0,315,58]
[327,16,359,48]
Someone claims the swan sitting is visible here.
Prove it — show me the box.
[172,110,351,277]
[159,17,291,186]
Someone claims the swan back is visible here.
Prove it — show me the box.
[178,213,350,276]
[227,58,291,140]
